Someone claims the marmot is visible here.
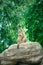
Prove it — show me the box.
[17,24,26,49]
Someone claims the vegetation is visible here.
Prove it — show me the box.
[25,0,43,46]
[0,0,43,53]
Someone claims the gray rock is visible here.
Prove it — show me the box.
[0,42,43,65]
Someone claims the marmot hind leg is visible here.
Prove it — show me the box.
[17,44,19,49]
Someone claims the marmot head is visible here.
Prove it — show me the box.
[17,24,21,28]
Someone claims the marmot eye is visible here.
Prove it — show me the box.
[18,24,21,27]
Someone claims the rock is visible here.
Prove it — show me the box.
[0,42,43,65]
[41,49,43,65]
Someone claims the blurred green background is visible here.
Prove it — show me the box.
[0,0,43,53]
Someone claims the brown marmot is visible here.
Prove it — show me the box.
[17,24,26,49]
